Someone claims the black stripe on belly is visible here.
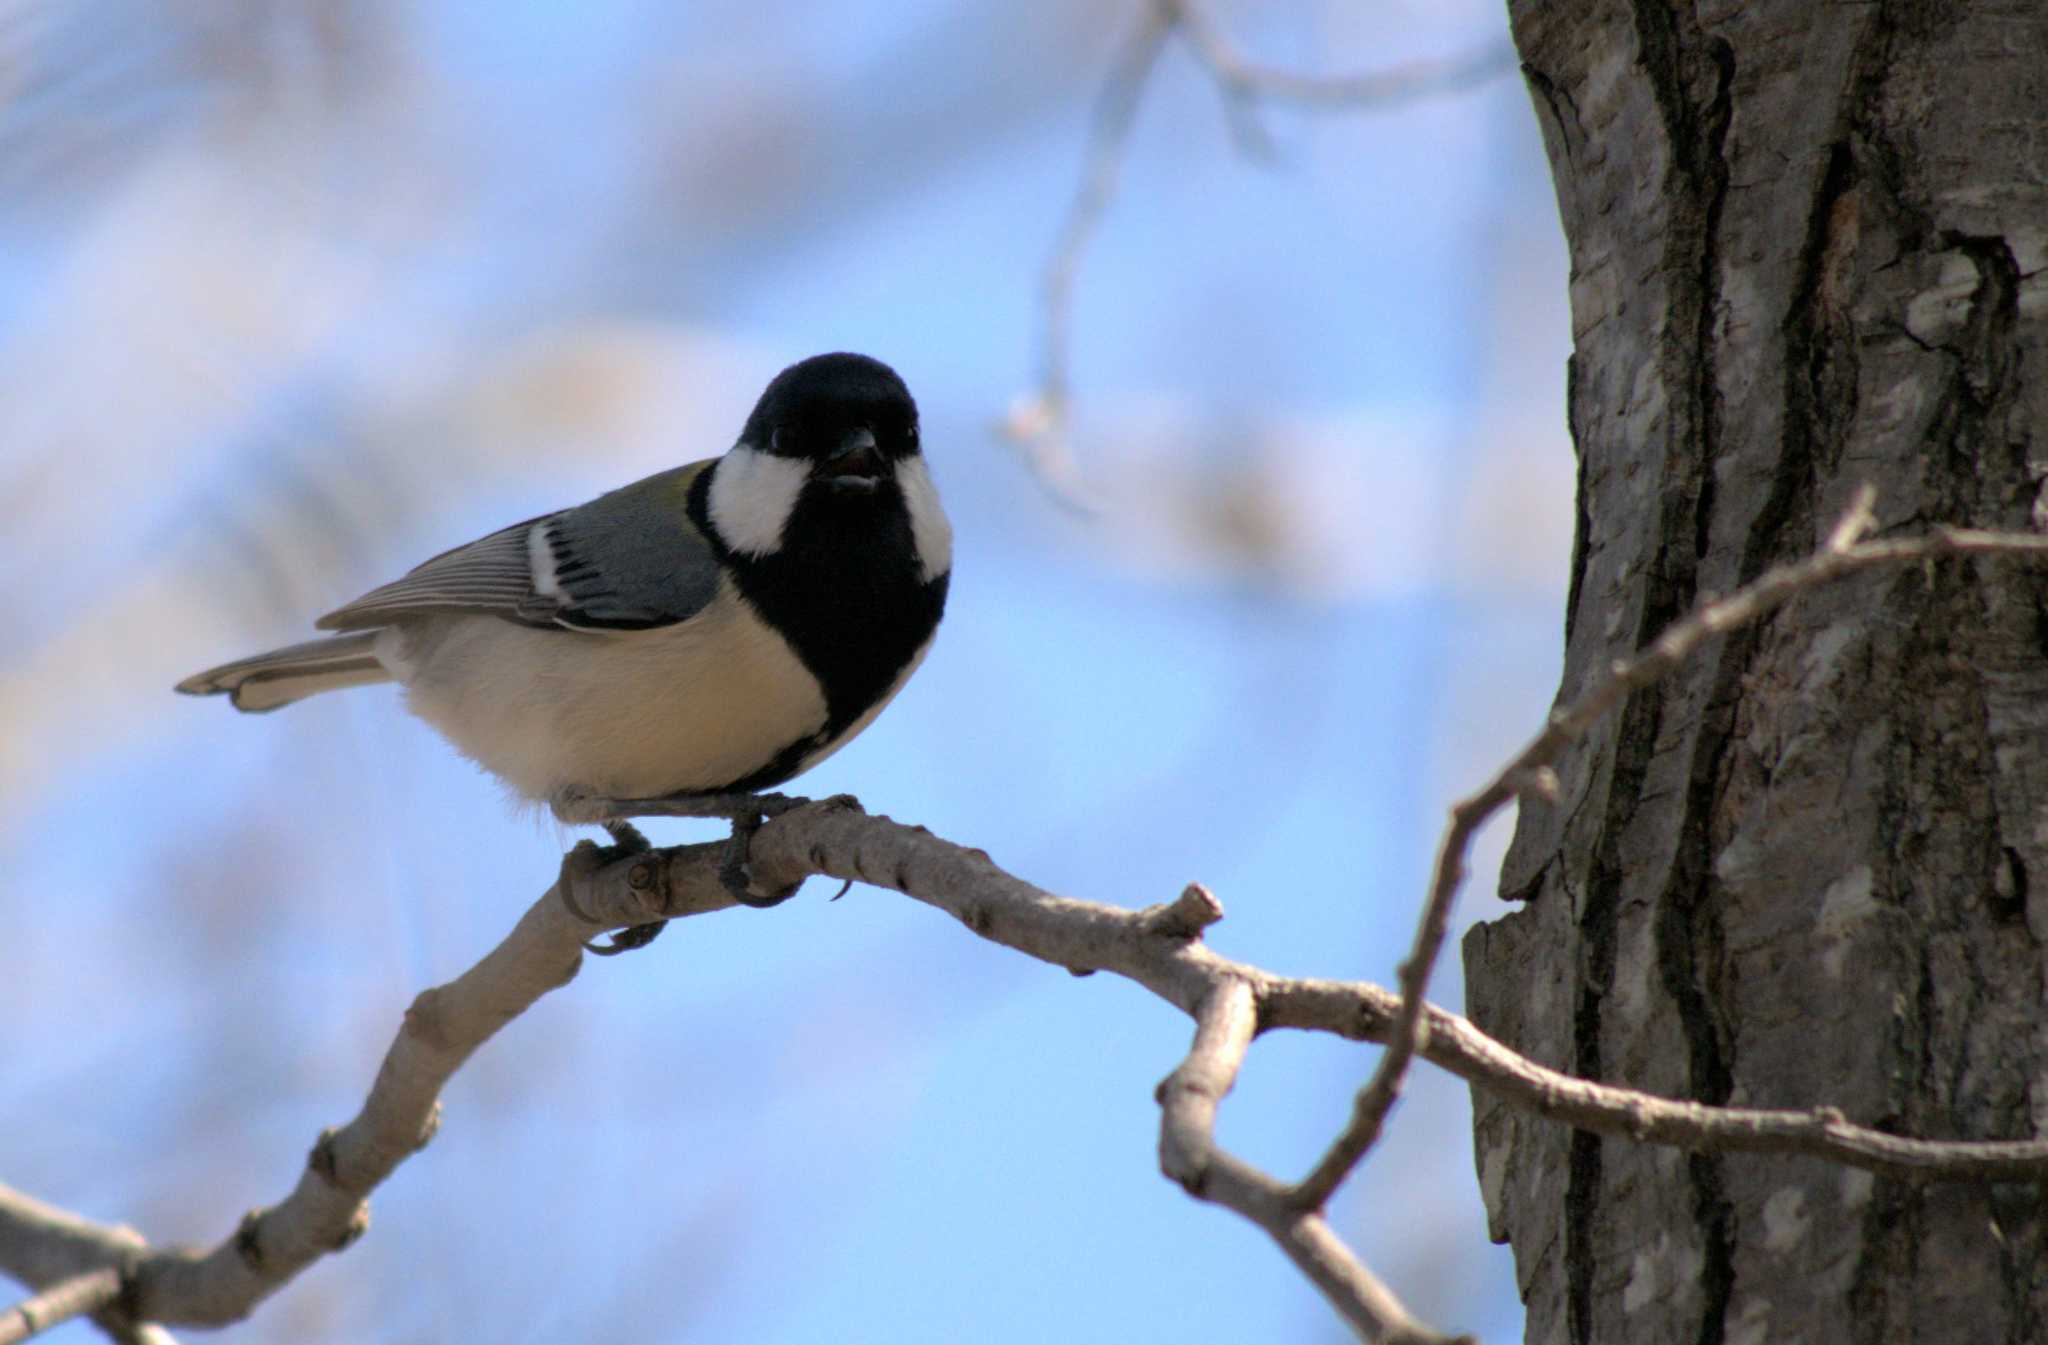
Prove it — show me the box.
[687,466,948,789]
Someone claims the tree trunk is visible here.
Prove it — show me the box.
[1465,4,2048,1342]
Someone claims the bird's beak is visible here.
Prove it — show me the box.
[824,427,883,492]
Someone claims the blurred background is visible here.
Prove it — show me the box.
[0,1,1571,1341]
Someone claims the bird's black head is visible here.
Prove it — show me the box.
[741,352,920,496]
[703,349,948,589]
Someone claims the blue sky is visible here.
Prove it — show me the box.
[0,3,1572,1341]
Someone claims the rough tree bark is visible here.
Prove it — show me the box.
[1466,3,2048,1343]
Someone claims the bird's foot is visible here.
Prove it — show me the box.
[717,808,801,909]
[548,788,858,912]
[722,792,865,905]
[555,820,667,956]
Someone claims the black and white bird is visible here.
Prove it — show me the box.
[179,352,950,939]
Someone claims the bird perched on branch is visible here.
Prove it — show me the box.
[178,352,951,948]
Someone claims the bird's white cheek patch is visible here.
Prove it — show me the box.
[896,456,953,582]
[708,445,807,556]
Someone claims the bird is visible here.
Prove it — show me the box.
[178,352,950,948]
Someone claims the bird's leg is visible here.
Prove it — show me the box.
[549,788,814,912]
[553,790,808,824]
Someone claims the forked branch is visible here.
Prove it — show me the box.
[9,495,2048,1345]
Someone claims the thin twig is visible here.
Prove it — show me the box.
[1259,978,2048,1180]
[12,780,2048,1336]
[0,1269,123,1345]
[1168,3,1515,108]
[1287,492,1886,1210]
[0,1186,146,1295]
[1158,983,1470,1345]
[1284,488,2048,1210]
[737,793,2048,1183]
[16,508,2048,1343]
[998,5,1171,512]
[1157,981,1259,1191]
[0,1184,162,1345]
[1001,2,1514,506]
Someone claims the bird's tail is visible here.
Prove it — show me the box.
[175,632,392,713]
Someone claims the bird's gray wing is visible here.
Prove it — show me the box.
[316,461,723,633]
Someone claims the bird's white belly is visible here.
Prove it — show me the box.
[378,584,828,802]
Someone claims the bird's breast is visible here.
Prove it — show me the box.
[724,497,949,739]
[385,582,830,802]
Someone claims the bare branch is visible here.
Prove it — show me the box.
[1288,496,2048,1210]
[0,1186,146,1304]
[112,838,735,1328]
[18,509,2048,1343]
[1167,2,1516,109]
[1001,3,1514,505]
[0,1269,123,1345]
[1157,983,1470,1345]
[1287,782,1493,1210]
[1260,979,2048,1180]
[1157,980,1258,1190]
[0,1184,159,1345]
[735,796,2048,1181]
[998,5,1171,511]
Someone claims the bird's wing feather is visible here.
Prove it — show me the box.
[316,461,723,633]
[315,518,542,630]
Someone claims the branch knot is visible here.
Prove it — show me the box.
[1142,883,1225,940]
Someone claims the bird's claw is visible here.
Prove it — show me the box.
[555,787,844,913]
[585,921,666,955]
[720,808,801,908]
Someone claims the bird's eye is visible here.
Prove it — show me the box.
[907,424,920,446]
[770,427,785,453]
